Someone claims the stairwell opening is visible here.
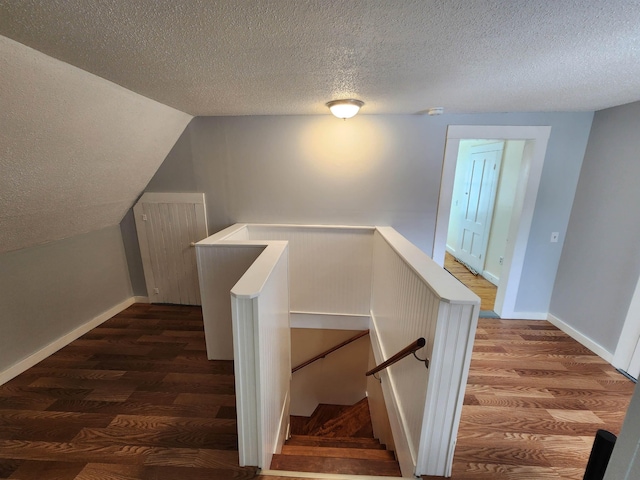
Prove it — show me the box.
[270,328,401,477]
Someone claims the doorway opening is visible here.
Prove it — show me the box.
[444,139,526,317]
[444,251,497,314]
[433,126,551,319]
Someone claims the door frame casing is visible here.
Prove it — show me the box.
[613,274,640,377]
[433,125,551,319]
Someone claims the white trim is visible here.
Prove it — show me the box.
[613,274,640,371]
[0,296,136,386]
[133,200,158,304]
[134,295,150,304]
[231,296,259,466]
[482,270,499,286]
[415,302,479,477]
[290,312,371,330]
[137,192,206,204]
[248,223,376,232]
[275,390,290,454]
[503,312,548,320]
[369,313,416,478]
[376,227,478,305]
[231,243,288,299]
[547,313,614,363]
[259,470,401,480]
[433,125,551,319]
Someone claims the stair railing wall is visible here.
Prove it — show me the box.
[196,224,479,475]
[246,224,374,330]
[195,224,261,360]
[371,227,480,477]
[196,226,291,469]
[230,241,290,469]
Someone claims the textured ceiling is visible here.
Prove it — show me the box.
[1,0,640,116]
[0,36,191,254]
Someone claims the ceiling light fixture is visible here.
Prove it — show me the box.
[326,99,364,119]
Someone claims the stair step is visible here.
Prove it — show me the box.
[291,398,374,437]
[314,398,373,437]
[280,399,401,476]
[290,404,351,436]
[281,444,396,461]
[270,454,402,477]
[287,434,385,450]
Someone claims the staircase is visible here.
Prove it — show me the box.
[270,398,402,477]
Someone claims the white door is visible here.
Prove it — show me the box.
[617,274,640,379]
[456,143,504,273]
[628,339,640,380]
[134,193,208,305]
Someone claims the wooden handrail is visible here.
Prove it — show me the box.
[366,337,426,377]
[292,330,369,374]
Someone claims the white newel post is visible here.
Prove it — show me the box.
[230,243,290,469]
[417,301,479,477]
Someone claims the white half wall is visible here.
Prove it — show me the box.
[196,244,265,360]
[246,225,373,316]
[231,242,291,469]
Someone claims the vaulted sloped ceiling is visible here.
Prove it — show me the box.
[2,1,640,254]
[0,36,192,254]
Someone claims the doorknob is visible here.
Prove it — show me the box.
[190,242,196,247]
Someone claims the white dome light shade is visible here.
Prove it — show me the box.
[326,99,364,119]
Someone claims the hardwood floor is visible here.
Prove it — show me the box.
[0,304,633,480]
[430,319,635,480]
[445,252,497,311]
[0,304,257,480]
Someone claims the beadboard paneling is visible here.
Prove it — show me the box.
[418,302,478,476]
[247,225,374,316]
[231,243,290,468]
[371,229,480,477]
[195,245,264,360]
[371,231,439,464]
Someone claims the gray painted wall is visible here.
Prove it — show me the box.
[139,111,593,315]
[550,101,640,353]
[120,209,148,297]
[0,226,133,373]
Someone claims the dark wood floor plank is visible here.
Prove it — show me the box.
[0,304,256,480]
[7,460,85,480]
[445,252,497,311]
[0,304,634,480]
[426,318,635,479]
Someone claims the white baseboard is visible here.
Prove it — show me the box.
[275,390,290,455]
[134,295,150,303]
[547,313,614,363]
[259,470,402,480]
[0,296,138,386]
[290,312,370,330]
[482,270,499,286]
[500,311,548,320]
